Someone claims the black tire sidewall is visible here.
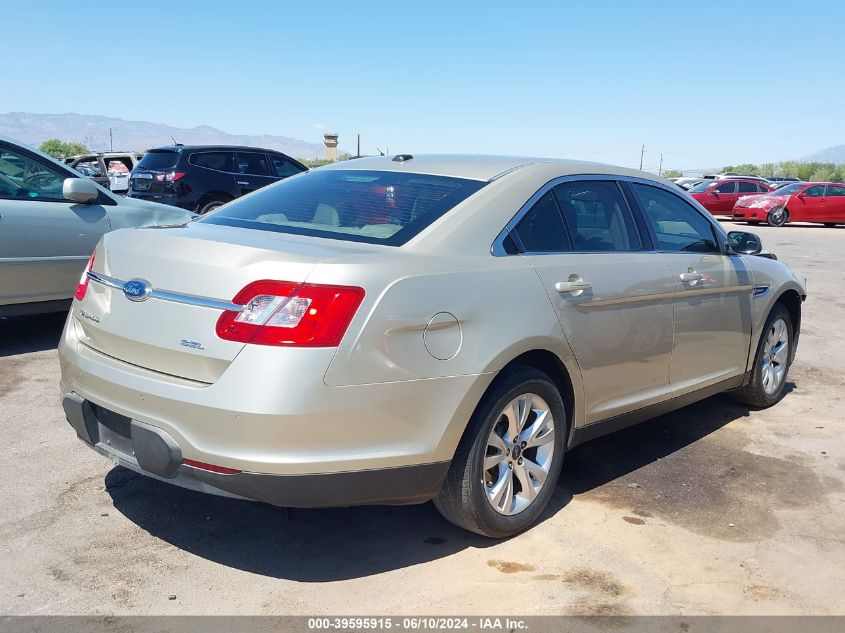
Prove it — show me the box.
[767,207,788,226]
[464,370,567,537]
[198,200,224,214]
[750,304,794,406]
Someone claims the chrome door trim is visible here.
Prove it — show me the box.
[87,271,243,312]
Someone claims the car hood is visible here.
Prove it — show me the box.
[736,194,788,208]
[110,195,197,229]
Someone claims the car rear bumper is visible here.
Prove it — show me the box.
[62,393,449,506]
[58,313,492,506]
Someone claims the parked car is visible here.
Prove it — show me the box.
[688,178,774,216]
[732,181,845,226]
[65,152,144,193]
[770,180,803,190]
[0,137,194,316]
[60,155,806,537]
[674,177,706,190]
[127,145,308,214]
[766,176,801,184]
[706,172,771,184]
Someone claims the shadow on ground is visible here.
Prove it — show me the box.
[0,312,67,357]
[106,386,787,579]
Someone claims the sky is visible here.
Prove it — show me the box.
[3,1,844,172]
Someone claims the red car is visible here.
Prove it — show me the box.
[732,182,845,227]
[687,178,774,217]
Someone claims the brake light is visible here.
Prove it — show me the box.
[74,253,96,301]
[153,171,186,182]
[216,280,365,347]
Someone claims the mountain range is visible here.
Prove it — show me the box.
[0,112,325,160]
[801,145,845,163]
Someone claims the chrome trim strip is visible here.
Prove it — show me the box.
[0,255,89,263]
[87,271,243,312]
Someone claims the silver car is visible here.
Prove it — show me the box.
[58,155,806,537]
[0,137,193,316]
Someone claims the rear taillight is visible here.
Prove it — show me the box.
[74,253,96,301]
[153,171,186,182]
[216,280,365,347]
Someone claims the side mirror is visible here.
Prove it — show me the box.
[63,177,98,203]
[728,230,763,255]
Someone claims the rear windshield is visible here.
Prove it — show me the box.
[137,150,180,171]
[199,169,487,246]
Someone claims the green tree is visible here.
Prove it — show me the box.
[39,139,88,159]
[663,169,682,178]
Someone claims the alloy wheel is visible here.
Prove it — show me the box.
[483,393,555,516]
[761,318,789,395]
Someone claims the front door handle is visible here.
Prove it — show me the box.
[555,275,592,295]
[679,269,704,283]
[237,181,250,186]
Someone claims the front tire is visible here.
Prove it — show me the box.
[434,367,566,538]
[732,303,793,408]
[767,206,788,226]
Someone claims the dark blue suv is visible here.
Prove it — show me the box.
[128,145,307,214]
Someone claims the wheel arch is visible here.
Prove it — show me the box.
[774,288,803,358]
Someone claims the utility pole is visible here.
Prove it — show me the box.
[109,127,113,152]
[357,134,361,157]
[639,144,645,170]
[658,153,664,176]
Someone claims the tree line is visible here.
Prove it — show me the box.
[665,161,845,183]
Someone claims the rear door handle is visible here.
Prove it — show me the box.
[679,270,704,283]
[555,275,592,295]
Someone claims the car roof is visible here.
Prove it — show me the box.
[147,144,290,154]
[318,154,657,182]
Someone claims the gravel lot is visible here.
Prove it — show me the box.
[1,221,843,616]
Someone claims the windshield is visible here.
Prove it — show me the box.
[137,150,180,171]
[770,183,804,196]
[688,181,714,193]
[199,169,487,246]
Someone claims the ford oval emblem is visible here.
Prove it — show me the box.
[122,278,153,302]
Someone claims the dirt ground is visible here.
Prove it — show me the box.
[1,221,843,616]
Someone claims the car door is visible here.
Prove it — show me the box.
[234,151,275,196]
[709,180,738,215]
[825,184,845,222]
[627,182,752,394]
[789,184,826,222]
[509,178,675,423]
[736,180,762,207]
[0,143,111,306]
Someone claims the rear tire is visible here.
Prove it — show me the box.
[731,303,793,408]
[197,199,226,214]
[767,207,788,226]
[434,367,567,538]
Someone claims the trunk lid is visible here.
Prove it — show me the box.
[74,223,380,382]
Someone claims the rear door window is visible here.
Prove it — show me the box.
[828,185,845,197]
[512,191,571,252]
[236,152,271,176]
[552,180,642,251]
[737,181,758,193]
